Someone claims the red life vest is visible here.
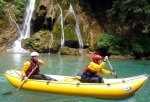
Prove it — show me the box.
[26,60,40,76]
[83,64,98,77]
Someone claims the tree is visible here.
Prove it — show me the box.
[0,0,5,18]
[107,0,150,39]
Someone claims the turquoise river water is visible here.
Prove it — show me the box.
[0,52,149,102]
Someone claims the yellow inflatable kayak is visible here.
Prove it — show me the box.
[3,69,149,99]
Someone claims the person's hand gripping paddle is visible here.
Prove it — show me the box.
[2,66,37,95]
[107,60,117,78]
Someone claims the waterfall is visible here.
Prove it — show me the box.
[7,0,36,52]
[57,3,83,54]
[48,33,54,54]
[65,4,84,54]
[21,0,36,39]
[48,7,55,54]
[58,4,65,48]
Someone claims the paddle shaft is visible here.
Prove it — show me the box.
[16,65,37,90]
[107,60,118,78]
[2,66,38,95]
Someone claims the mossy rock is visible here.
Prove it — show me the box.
[60,46,81,56]
[22,30,61,53]
[52,21,62,40]
[0,17,9,32]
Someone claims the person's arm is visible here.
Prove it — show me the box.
[21,61,30,78]
[99,69,111,75]
[88,62,106,72]
[97,56,108,71]
[87,56,109,71]
[99,56,116,75]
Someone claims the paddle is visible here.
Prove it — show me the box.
[107,60,118,78]
[2,66,37,95]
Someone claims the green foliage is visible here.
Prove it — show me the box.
[98,32,131,55]
[57,0,78,11]
[79,0,93,15]
[79,0,114,18]
[98,32,150,56]
[64,15,77,40]
[14,0,27,19]
[39,30,47,35]
[104,0,150,57]
[0,0,5,18]
[131,42,144,54]
[0,0,9,30]
[35,0,40,8]
[52,22,62,40]
[65,15,76,25]
[107,0,150,37]
[32,39,41,47]
[0,17,9,30]
[131,36,150,56]
[4,0,14,2]
[64,25,77,40]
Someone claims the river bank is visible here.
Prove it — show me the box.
[81,49,150,60]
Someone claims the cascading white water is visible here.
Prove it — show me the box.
[7,0,36,52]
[21,0,36,39]
[75,22,84,54]
[57,4,65,48]
[51,5,55,28]
[8,2,83,53]
[65,4,84,54]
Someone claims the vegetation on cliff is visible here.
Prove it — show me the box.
[0,0,150,59]
[79,0,150,58]
[0,0,5,18]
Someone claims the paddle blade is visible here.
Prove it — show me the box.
[2,91,14,95]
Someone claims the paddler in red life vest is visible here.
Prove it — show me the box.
[21,52,55,81]
[81,54,116,83]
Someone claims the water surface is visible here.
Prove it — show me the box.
[0,52,149,102]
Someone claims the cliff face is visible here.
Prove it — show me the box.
[0,0,102,55]
[0,5,18,51]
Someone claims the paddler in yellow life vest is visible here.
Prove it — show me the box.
[21,52,56,81]
[81,54,116,83]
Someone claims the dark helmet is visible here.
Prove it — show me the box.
[92,54,102,61]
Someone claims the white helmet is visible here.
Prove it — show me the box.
[30,52,39,57]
